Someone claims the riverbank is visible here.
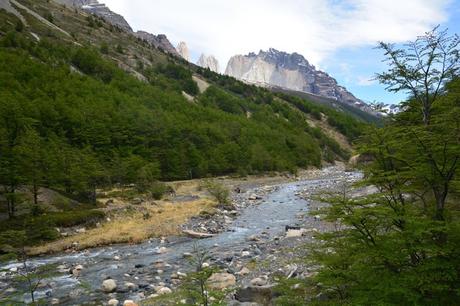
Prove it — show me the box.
[27,166,337,256]
[0,165,360,305]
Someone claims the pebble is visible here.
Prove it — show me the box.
[108,299,119,306]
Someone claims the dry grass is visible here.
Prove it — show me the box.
[29,197,215,255]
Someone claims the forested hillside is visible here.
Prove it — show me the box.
[0,1,367,214]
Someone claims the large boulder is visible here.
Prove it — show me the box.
[207,272,236,290]
[250,276,268,287]
[235,285,276,304]
[156,286,172,295]
[101,279,117,293]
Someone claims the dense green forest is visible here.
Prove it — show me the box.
[275,28,460,305]
[0,5,367,223]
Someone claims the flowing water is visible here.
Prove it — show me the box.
[0,167,361,305]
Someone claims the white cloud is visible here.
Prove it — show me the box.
[102,0,452,70]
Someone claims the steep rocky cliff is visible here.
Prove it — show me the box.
[226,49,374,113]
[197,54,219,72]
[176,41,190,61]
[55,0,132,32]
[135,31,179,56]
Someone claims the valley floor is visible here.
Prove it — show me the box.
[0,164,362,305]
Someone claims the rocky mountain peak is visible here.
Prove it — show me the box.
[54,0,180,56]
[135,31,179,56]
[176,42,190,62]
[55,0,132,32]
[225,49,374,114]
[197,54,220,73]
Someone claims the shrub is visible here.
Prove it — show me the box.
[35,210,105,228]
[203,180,231,208]
[100,42,109,54]
[148,182,168,200]
[24,218,59,244]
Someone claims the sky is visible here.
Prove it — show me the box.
[103,0,460,104]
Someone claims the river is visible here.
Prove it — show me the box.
[0,167,361,305]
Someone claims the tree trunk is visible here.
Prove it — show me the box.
[433,186,448,221]
[33,183,38,205]
[8,185,16,218]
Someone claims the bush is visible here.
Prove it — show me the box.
[203,180,231,208]
[100,42,109,54]
[148,182,168,200]
[35,210,105,228]
[24,218,59,243]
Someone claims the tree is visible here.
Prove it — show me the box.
[376,26,459,125]
[376,27,460,220]
[17,130,46,205]
[274,29,460,305]
[0,94,33,218]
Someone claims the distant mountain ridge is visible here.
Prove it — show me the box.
[54,0,179,56]
[226,48,378,116]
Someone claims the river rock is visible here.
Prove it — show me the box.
[108,299,119,306]
[155,247,168,254]
[237,267,250,276]
[71,265,84,276]
[183,229,215,238]
[123,300,138,306]
[132,198,143,205]
[156,286,172,295]
[75,227,86,233]
[285,229,305,238]
[124,282,137,291]
[207,272,236,290]
[102,279,117,293]
[202,262,210,268]
[235,285,275,304]
[250,276,268,286]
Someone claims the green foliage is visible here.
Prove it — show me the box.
[154,62,199,95]
[15,20,24,32]
[202,180,230,208]
[276,30,460,305]
[137,162,161,192]
[24,217,59,243]
[44,11,54,23]
[37,210,105,227]
[71,47,116,82]
[100,42,109,54]
[115,44,123,53]
[147,181,168,200]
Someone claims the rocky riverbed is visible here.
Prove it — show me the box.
[0,166,362,305]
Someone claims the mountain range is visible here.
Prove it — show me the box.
[225,49,378,116]
[50,0,381,117]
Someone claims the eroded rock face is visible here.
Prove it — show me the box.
[225,48,369,112]
[197,54,220,73]
[56,0,133,32]
[176,41,190,61]
[135,31,179,56]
